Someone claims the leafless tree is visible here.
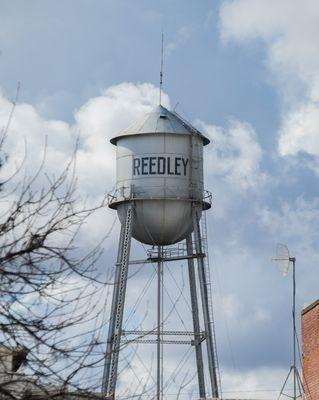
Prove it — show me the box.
[0,96,113,398]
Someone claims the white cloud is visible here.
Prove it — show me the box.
[165,26,192,56]
[219,0,319,164]
[221,366,288,399]
[200,119,266,190]
[259,196,319,253]
[278,100,319,157]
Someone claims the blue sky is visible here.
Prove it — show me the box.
[1,0,319,398]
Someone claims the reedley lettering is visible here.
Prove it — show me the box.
[133,156,189,176]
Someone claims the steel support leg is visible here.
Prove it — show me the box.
[186,234,206,399]
[157,246,163,400]
[102,204,134,399]
[192,207,219,398]
[102,225,124,397]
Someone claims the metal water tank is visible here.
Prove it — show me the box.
[108,105,210,245]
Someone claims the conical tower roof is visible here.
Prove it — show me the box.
[110,105,210,145]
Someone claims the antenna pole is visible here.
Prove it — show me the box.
[276,253,306,400]
[159,32,164,105]
[292,257,297,400]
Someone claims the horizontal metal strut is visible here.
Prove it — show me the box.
[121,330,206,346]
[121,339,196,345]
[122,330,204,336]
[117,253,206,266]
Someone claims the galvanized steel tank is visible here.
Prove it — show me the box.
[109,105,210,245]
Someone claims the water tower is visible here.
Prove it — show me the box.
[102,104,220,399]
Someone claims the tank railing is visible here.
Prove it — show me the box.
[107,184,134,205]
[146,238,211,260]
[203,190,212,206]
[146,242,189,259]
[107,185,212,208]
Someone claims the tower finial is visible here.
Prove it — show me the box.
[159,32,164,105]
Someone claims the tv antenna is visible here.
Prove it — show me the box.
[159,32,164,105]
[272,244,306,400]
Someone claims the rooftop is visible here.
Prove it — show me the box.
[110,104,210,145]
[302,298,319,315]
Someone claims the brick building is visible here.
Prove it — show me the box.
[302,299,319,399]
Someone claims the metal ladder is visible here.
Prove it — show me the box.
[200,209,222,398]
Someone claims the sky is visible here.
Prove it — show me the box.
[1,0,319,398]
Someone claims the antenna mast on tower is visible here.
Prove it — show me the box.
[272,244,306,400]
[159,32,164,105]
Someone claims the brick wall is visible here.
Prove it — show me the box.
[302,299,319,399]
